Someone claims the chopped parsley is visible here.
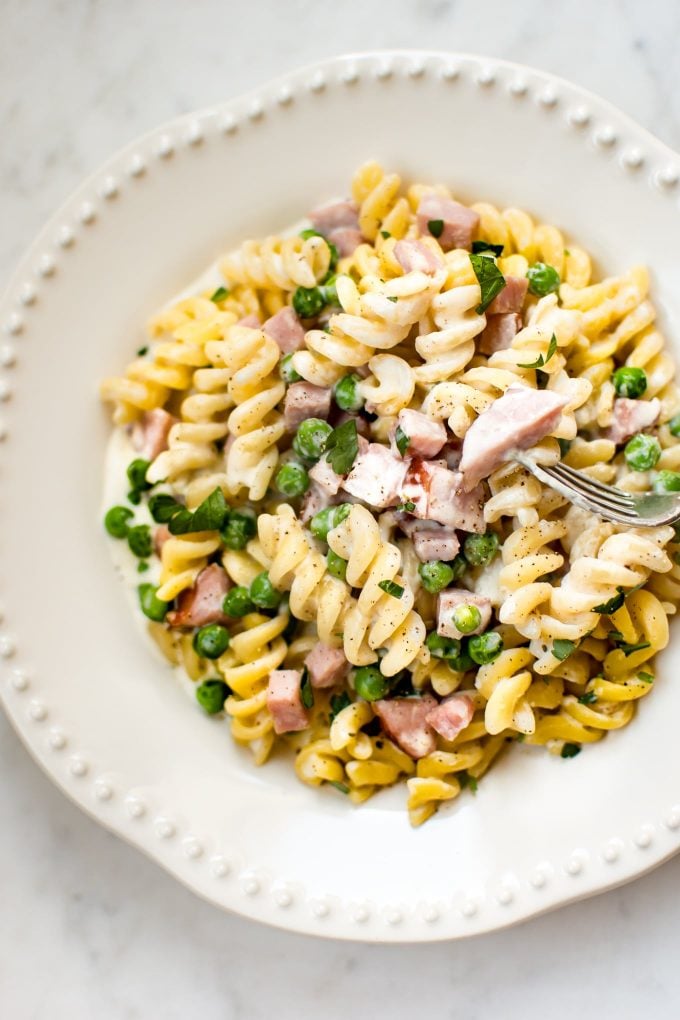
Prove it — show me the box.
[518,333,558,369]
[469,253,507,314]
[395,425,410,457]
[329,781,350,794]
[136,345,149,357]
[378,579,405,599]
[459,771,478,793]
[210,286,229,303]
[427,218,444,238]
[300,667,314,709]
[619,640,651,657]
[578,691,597,705]
[561,743,581,759]
[593,590,625,614]
[396,501,416,513]
[168,487,229,535]
[552,639,576,661]
[387,295,398,302]
[471,240,504,257]
[380,230,391,239]
[329,691,351,721]
[637,672,654,684]
[324,418,358,475]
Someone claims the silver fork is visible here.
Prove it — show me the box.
[514,451,680,528]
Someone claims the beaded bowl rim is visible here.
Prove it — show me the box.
[2,49,680,943]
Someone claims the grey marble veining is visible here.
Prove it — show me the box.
[3,1,680,1016]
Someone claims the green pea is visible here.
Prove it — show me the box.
[326,549,348,581]
[449,555,468,581]
[249,571,282,609]
[418,560,454,594]
[653,470,680,493]
[292,418,333,461]
[612,366,647,399]
[137,583,168,622]
[463,531,499,567]
[148,493,182,523]
[279,353,302,384]
[104,505,134,538]
[334,373,364,412]
[127,524,152,558]
[624,433,661,472]
[526,262,561,297]
[668,413,680,438]
[222,586,255,618]
[425,631,462,661]
[127,458,152,492]
[354,665,389,702]
[321,274,339,306]
[221,510,256,550]
[449,649,474,673]
[196,679,230,715]
[468,631,503,665]
[193,624,230,659]
[309,502,352,541]
[275,462,310,498]
[127,490,142,505]
[452,603,482,634]
[293,286,326,319]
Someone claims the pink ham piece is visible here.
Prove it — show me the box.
[486,276,528,315]
[478,313,523,356]
[398,517,460,563]
[167,564,231,628]
[425,694,475,742]
[309,457,343,496]
[402,459,486,532]
[437,589,492,640]
[300,485,329,523]
[266,669,309,734]
[237,313,261,328]
[263,307,305,353]
[131,408,176,462]
[394,239,443,276]
[153,524,171,557]
[283,381,332,431]
[309,200,364,257]
[304,643,349,688]
[373,695,438,759]
[342,442,408,509]
[460,384,569,489]
[396,409,447,459]
[416,194,480,252]
[605,397,661,445]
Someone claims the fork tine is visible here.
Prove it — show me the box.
[514,453,642,522]
[547,463,636,507]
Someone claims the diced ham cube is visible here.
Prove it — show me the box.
[402,459,486,532]
[263,307,305,353]
[605,397,661,445]
[397,409,447,459]
[342,442,408,509]
[460,384,569,489]
[329,227,363,257]
[425,694,474,742]
[373,695,438,759]
[153,524,171,557]
[309,201,364,257]
[266,669,309,734]
[283,382,332,431]
[478,313,523,356]
[486,276,528,315]
[167,564,231,628]
[304,643,349,688]
[310,200,360,234]
[131,408,176,462]
[394,239,443,276]
[416,194,480,252]
[237,313,261,327]
[413,526,460,563]
[309,457,343,495]
[437,590,492,639]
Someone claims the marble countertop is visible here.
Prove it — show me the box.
[3,1,680,1016]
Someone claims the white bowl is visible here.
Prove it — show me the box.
[2,51,680,942]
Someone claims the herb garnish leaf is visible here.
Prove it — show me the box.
[396,501,416,513]
[395,425,410,457]
[471,240,504,256]
[329,781,350,794]
[324,418,358,475]
[330,692,351,721]
[518,333,558,370]
[210,286,229,303]
[638,672,654,684]
[378,579,405,599]
[578,691,597,705]
[593,589,625,614]
[427,219,444,238]
[300,667,314,709]
[553,639,576,661]
[469,253,507,314]
[561,743,581,759]
[168,488,229,535]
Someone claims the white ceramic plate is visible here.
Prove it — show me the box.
[3,51,680,943]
